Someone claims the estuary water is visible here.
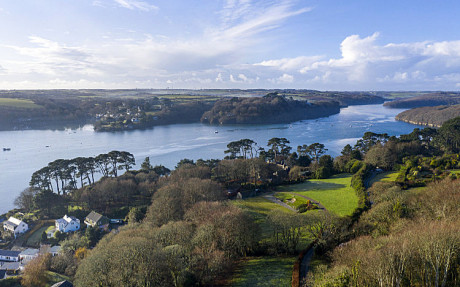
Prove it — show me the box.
[0,104,422,214]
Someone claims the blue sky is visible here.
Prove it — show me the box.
[1,0,460,90]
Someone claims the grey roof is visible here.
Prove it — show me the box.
[50,246,61,254]
[85,211,109,225]
[0,262,20,270]
[51,280,73,287]
[0,250,20,257]
[19,248,39,256]
[85,211,103,223]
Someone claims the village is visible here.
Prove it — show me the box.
[0,211,120,286]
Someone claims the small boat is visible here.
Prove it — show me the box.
[214,130,218,134]
[3,148,11,151]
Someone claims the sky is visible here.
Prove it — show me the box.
[1,0,460,90]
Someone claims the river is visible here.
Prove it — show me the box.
[0,104,422,214]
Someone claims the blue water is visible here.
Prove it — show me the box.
[0,104,421,214]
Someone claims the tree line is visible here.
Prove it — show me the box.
[30,150,135,195]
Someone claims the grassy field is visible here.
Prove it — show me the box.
[278,174,358,217]
[230,256,296,287]
[0,97,43,109]
[369,171,399,186]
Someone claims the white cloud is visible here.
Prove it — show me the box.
[113,0,158,11]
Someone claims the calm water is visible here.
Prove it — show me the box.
[0,104,421,214]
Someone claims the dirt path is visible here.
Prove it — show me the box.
[261,194,297,212]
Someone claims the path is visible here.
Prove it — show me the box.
[261,194,297,212]
[300,247,315,283]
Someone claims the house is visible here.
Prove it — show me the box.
[0,261,20,275]
[51,280,73,287]
[55,215,80,233]
[19,248,39,262]
[0,250,20,262]
[2,217,28,237]
[39,245,61,257]
[84,211,110,229]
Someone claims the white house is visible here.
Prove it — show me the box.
[55,215,80,233]
[19,248,39,262]
[2,217,28,237]
[0,250,20,262]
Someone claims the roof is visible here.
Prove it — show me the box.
[0,269,6,279]
[0,250,20,258]
[85,211,108,224]
[0,262,20,270]
[7,217,23,226]
[51,280,73,287]
[50,246,61,254]
[19,248,39,256]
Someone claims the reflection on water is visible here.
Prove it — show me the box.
[0,104,421,213]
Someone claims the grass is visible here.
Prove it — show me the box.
[278,174,358,217]
[46,271,72,286]
[230,256,296,287]
[0,97,43,109]
[232,197,292,238]
[25,223,54,247]
[369,171,399,186]
[273,193,311,209]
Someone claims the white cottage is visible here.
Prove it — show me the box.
[0,250,20,262]
[55,215,80,233]
[2,217,28,237]
[19,248,39,262]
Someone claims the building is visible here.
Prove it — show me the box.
[19,248,39,262]
[84,211,110,229]
[2,217,28,237]
[39,245,61,257]
[0,250,20,262]
[55,215,80,233]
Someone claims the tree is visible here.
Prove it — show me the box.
[267,137,291,163]
[141,157,153,171]
[435,116,460,153]
[126,207,144,224]
[306,143,328,163]
[14,187,38,212]
[21,254,50,287]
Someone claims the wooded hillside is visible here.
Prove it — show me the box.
[384,92,460,108]
[201,95,340,125]
[395,104,460,127]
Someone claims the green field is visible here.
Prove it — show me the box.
[278,174,358,217]
[369,171,399,186]
[230,256,295,287]
[46,271,72,287]
[0,97,43,109]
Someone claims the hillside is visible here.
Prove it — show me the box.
[201,95,340,125]
[383,92,460,108]
[395,104,460,127]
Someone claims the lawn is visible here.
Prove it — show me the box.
[0,97,43,109]
[278,174,358,217]
[25,223,54,247]
[232,197,292,238]
[369,171,399,186]
[230,256,296,287]
[273,193,311,209]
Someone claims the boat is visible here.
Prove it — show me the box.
[3,148,11,151]
[215,130,218,134]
